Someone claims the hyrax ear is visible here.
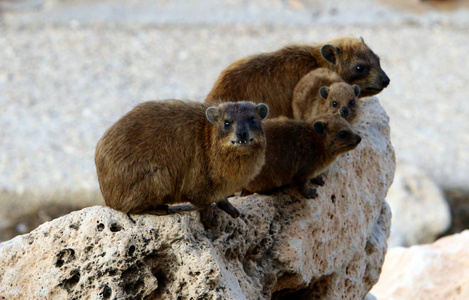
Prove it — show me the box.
[359,36,365,43]
[206,107,220,124]
[353,85,361,97]
[256,103,269,120]
[320,45,339,65]
[319,86,329,100]
[313,121,327,137]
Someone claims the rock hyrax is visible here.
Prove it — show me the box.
[293,68,361,122]
[206,37,389,118]
[95,100,269,225]
[242,114,361,198]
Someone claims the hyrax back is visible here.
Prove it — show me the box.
[95,100,269,221]
[205,37,389,118]
[293,68,361,122]
[243,114,361,198]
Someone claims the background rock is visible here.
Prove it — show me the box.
[440,189,469,237]
[386,162,451,247]
[371,230,469,300]
[0,97,395,299]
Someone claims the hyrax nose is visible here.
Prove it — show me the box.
[237,130,248,140]
[355,134,362,145]
[341,107,350,117]
[381,73,390,87]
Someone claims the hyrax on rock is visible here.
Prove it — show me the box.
[95,100,269,225]
[242,114,361,198]
[205,37,389,118]
[293,68,361,122]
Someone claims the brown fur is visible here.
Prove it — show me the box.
[242,114,361,198]
[95,100,269,223]
[205,37,389,118]
[293,68,361,122]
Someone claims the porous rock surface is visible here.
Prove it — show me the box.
[0,97,395,299]
[371,230,469,300]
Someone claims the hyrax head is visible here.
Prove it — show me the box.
[319,82,360,122]
[206,101,269,150]
[311,114,362,157]
[320,37,390,97]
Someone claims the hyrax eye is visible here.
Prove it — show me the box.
[250,117,257,126]
[349,100,355,106]
[355,65,365,72]
[332,101,338,108]
[224,120,231,128]
[339,131,349,139]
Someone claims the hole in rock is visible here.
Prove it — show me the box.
[100,285,112,299]
[97,223,105,231]
[110,223,123,232]
[55,248,76,268]
[127,245,136,256]
[273,274,335,299]
[121,265,144,296]
[69,223,80,230]
[151,268,168,296]
[144,249,176,298]
[61,270,81,292]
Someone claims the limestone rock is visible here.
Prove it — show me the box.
[386,162,451,247]
[371,230,469,300]
[0,97,395,299]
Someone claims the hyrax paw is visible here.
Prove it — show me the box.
[199,205,216,229]
[217,199,240,218]
[147,204,170,216]
[226,207,240,218]
[240,189,253,197]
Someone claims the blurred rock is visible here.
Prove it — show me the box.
[371,230,469,300]
[386,163,451,247]
[0,0,44,12]
[0,189,103,242]
[440,188,469,236]
[365,293,378,300]
[0,97,395,299]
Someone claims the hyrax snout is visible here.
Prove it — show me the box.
[95,99,269,227]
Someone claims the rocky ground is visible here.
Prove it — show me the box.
[0,0,468,241]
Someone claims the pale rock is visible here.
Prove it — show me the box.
[386,162,451,247]
[371,230,469,300]
[365,293,377,300]
[0,97,395,299]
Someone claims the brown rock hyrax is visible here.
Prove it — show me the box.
[242,114,361,198]
[95,100,269,225]
[205,37,389,118]
[293,68,361,122]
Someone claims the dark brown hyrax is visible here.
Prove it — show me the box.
[205,37,389,118]
[293,68,361,122]
[95,100,269,226]
[242,114,361,198]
